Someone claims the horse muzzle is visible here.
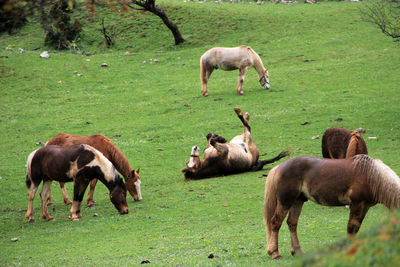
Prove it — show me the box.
[264,83,270,90]
[119,206,129,215]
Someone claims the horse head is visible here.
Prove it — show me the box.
[109,175,129,214]
[259,70,270,90]
[181,146,202,178]
[126,168,142,201]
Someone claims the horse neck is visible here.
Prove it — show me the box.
[249,48,266,77]
[104,142,133,179]
[354,155,400,209]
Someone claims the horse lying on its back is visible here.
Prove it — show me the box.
[182,108,289,179]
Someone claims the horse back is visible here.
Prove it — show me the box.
[47,133,113,158]
[29,145,96,183]
[278,156,364,206]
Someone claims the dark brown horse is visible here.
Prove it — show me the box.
[46,133,141,206]
[264,154,400,259]
[182,108,289,179]
[25,144,129,222]
[322,127,368,158]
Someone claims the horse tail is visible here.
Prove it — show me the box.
[252,150,290,171]
[200,55,206,83]
[25,149,38,189]
[353,155,400,209]
[264,165,280,246]
[346,131,368,158]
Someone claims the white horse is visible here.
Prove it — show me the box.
[200,46,270,96]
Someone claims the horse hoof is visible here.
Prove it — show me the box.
[47,217,55,222]
[28,219,35,223]
[272,254,282,260]
[64,200,72,205]
[47,202,53,206]
[87,203,95,208]
[71,217,80,221]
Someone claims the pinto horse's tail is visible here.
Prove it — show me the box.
[252,150,290,171]
[264,165,280,249]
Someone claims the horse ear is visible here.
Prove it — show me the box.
[136,168,140,174]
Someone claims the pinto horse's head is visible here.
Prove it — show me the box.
[181,146,201,179]
[259,70,270,90]
[125,168,142,201]
[109,175,129,215]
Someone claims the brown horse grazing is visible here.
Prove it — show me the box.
[46,133,141,207]
[264,154,400,260]
[200,46,270,96]
[322,127,368,159]
[182,108,289,179]
[25,144,129,222]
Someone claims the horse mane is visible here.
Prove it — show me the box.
[346,131,368,157]
[353,154,400,209]
[246,46,266,73]
[100,136,133,180]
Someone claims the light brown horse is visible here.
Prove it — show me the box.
[264,154,400,260]
[200,46,270,96]
[46,133,141,207]
[25,144,129,222]
[322,127,368,158]
[182,108,289,179]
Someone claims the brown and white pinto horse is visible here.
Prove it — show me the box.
[322,127,368,159]
[264,154,400,259]
[25,144,129,222]
[182,108,289,179]
[200,46,270,96]
[46,133,141,206]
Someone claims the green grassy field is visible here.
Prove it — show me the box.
[0,0,399,265]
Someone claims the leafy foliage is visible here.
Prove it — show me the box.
[0,0,29,34]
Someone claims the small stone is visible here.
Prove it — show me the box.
[73,71,78,74]
[141,260,150,264]
[77,73,83,77]
[153,59,159,63]
[101,63,108,67]
[312,135,320,140]
[143,61,147,64]
[125,51,131,56]
[40,51,50,58]
[18,48,24,53]
[35,142,45,146]
[10,237,19,242]
[93,213,98,217]
[57,81,62,84]
[368,137,377,140]
[86,59,90,62]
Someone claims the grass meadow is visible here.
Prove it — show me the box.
[0,0,399,266]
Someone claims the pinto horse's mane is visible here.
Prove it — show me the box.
[353,154,400,209]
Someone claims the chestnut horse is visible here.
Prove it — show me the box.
[264,154,400,259]
[182,108,289,179]
[322,127,368,158]
[25,144,129,222]
[46,133,141,206]
[200,46,270,96]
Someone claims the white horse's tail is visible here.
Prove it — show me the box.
[353,155,400,209]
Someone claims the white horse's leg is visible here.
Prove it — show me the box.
[201,68,213,97]
[236,67,248,95]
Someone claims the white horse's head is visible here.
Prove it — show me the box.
[259,70,270,90]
